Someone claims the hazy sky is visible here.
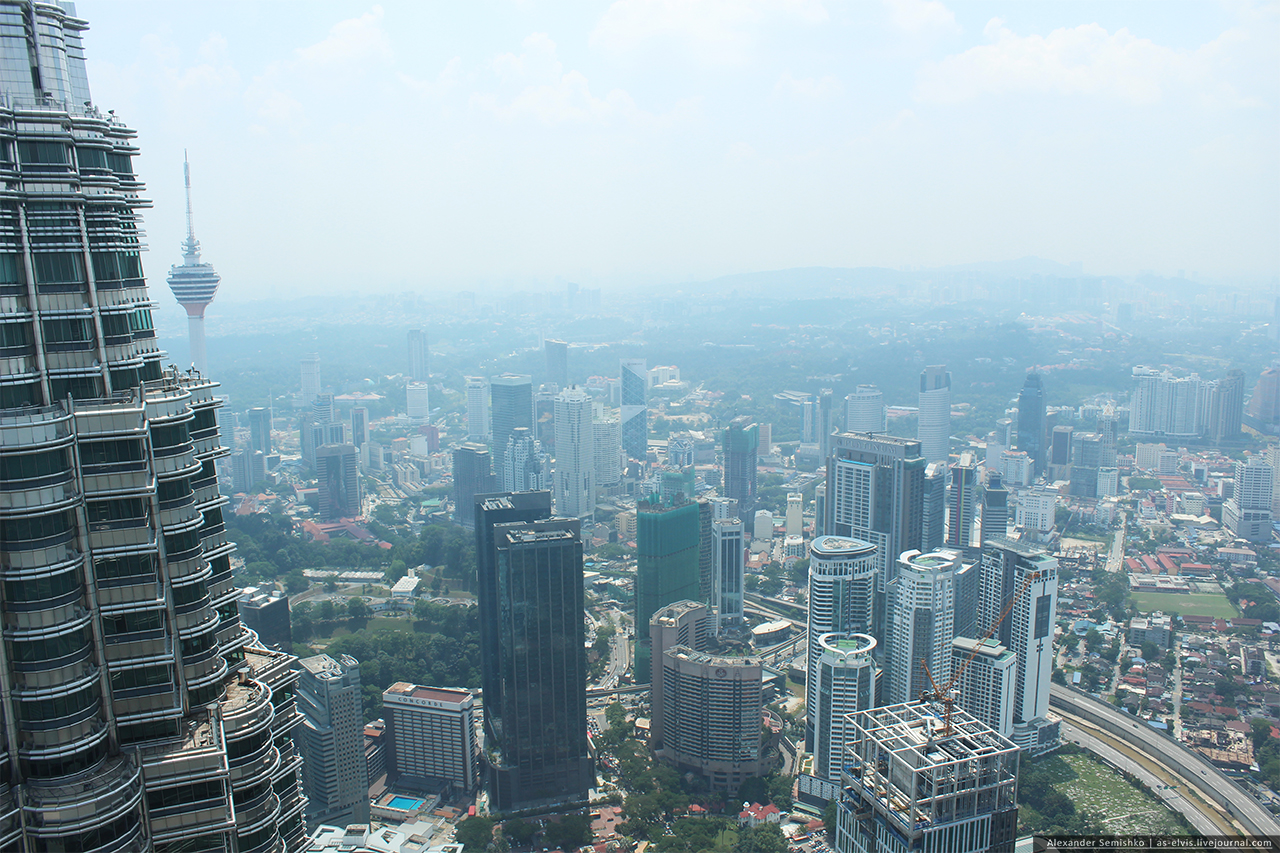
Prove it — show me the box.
[78,1,1278,300]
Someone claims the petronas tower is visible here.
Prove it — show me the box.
[0,3,307,851]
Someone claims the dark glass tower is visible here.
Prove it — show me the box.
[721,417,759,511]
[0,3,307,851]
[634,496,700,683]
[1016,373,1046,477]
[487,516,592,810]
[474,491,552,744]
[620,357,647,463]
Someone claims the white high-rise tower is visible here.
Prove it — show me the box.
[166,153,221,374]
[885,549,959,706]
[554,386,595,518]
[917,365,951,464]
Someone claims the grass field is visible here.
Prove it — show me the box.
[1131,590,1237,619]
[1021,750,1187,836]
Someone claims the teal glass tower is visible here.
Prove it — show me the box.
[633,495,700,682]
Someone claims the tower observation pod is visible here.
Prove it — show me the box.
[166,153,221,373]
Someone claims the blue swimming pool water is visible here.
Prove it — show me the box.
[388,795,425,811]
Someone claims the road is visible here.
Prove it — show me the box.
[1051,683,1280,838]
[1107,512,1127,571]
[592,607,632,691]
[1060,721,1220,836]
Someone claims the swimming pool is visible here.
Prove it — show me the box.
[387,795,425,811]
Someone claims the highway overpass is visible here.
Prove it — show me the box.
[1051,683,1280,838]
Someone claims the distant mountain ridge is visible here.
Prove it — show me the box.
[682,257,1086,295]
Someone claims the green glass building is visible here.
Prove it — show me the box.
[634,497,701,682]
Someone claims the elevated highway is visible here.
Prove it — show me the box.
[1051,683,1280,838]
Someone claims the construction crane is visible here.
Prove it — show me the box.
[919,570,1039,737]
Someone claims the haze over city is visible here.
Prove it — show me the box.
[2,2,1280,852]
[79,0,1279,299]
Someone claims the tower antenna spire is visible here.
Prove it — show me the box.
[182,150,197,256]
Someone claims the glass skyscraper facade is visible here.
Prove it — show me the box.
[633,496,700,683]
[487,517,593,810]
[0,4,306,850]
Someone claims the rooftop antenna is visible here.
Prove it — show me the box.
[182,150,199,261]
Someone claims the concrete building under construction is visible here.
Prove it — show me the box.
[835,701,1019,853]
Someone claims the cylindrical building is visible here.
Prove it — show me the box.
[805,536,877,748]
[659,646,763,791]
[812,633,877,782]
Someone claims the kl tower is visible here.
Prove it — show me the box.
[166,153,220,373]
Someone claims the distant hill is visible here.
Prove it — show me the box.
[681,257,1087,296]
[681,266,910,295]
[936,256,1084,277]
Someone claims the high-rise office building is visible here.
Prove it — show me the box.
[834,702,1019,853]
[635,497,701,681]
[753,508,773,542]
[407,329,428,382]
[945,452,977,549]
[805,536,877,747]
[802,398,819,444]
[708,496,738,520]
[475,491,552,743]
[885,549,959,706]
[1208,371,1248,442]
[1223,456,1274,542]
[593,409,623,497]
[1069,431,1102,498]
[553,386,595,519]
[301,353,321,402]
[382,682,478,794]
[316,443,360,521]
[238,587,292,651]
[504,426,549,493]
[1051,423,1073,463]
[247,405,273,456]
[165,154,220,374]
[1245,366,1280,434]
[490,374,533,488]
[786,492,804,536]
[1016,373,1046,477]
[0,8,307,848]
[950,637,1016,739]
[659,647,764,790]
[620,358,648,462]
[545,339,569,387]
[350,405,368,449]
[722,417,759,511]
[845,386,886,434]
[712,518,745,626]
[465,376,490,440]
[978,538,1059,754]
[648,601,714,749]
[817,388,836,462]
[917,366,951,464]
[1098,406,1118,467]
[406,380,430,423]
[824,432,926,638]
[697,498,715,604]
[298,654,369,828]
[812,633,877,782]
[452,443,495,529]
[979,471,1009,545]
[486,517,593,810]
[920,461,946,552]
